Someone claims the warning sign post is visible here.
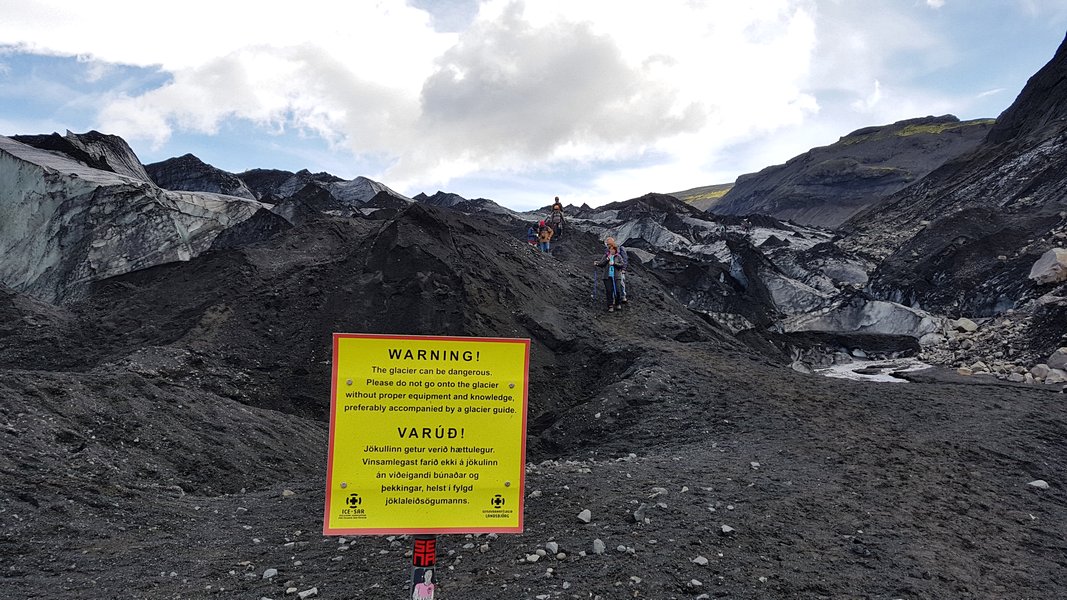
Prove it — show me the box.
[323,333,530,535]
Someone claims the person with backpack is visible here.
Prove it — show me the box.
[604,236,628,303]
[593,238,623,312]
[537,220,554,252]
[548,196,565,240]
[526,222,538,246]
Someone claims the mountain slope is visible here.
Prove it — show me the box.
[711,115,992,228]
[146,153,257,200]
[843,33,1067,320]
[2,196,1065,600]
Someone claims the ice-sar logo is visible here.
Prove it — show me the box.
[346,493,363,507]
[491,494,506,508]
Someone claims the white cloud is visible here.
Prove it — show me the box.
[926,0,946,8]
[0,0,1012,205]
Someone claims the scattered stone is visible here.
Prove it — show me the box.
[1008,373,1025,383]
[577,509,592,523]
[297,588,318,600]
[750,461,760,470]
[688,579,704,587]
[957,367,973,376]
[1031,364,1051,379]
[526,554,540,563]
[281,489,296,498]
[1028,480,1050,490]
[592,539,606,555]
[720,525,736,536]
[692,556,709,566]
[535,548,547,557]
[545,541,559,554]
[263,568,278,579]
[953,318,979,332]
[650,487,668,497]
[633,503,648,523]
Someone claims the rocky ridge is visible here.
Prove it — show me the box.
[146,153,257,200]
[707,115,992,228]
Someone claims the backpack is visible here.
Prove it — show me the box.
[617,245,629,269]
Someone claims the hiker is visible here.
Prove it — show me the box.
[548,196,565,239]
[526,222,538,246]
[537,220,554,252]
[604,236,629,303]
[593,238,623,312]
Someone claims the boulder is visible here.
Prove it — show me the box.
[1029,248,1067,285]
[953,318,979,332]
[1031,364,1051,379]
[1047,348,1067,371]
[1044,369,1067,384]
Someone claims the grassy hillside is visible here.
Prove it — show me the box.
[669,182,733,211]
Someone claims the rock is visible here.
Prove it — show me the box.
[1028,248,1067,284]
[1031,364,1050,379]
[957,367,973,376]
[633,503,648,523]
[750,461,761,470]
[297,588,318,600]
[720,525,736,536]
[545,541,559,554]
[953,317,979,332]
[263,568,278,579]
[526,554,540,563]
[1047,348,1067,370]
[970,361,990,373]
[282,489,296,497]
[1045,369,1067,384]
[1028,480,1050,490]
[790,360,813,374]
[852,349,868,359]
[919,332,945,346]
[692,555,709,566]
[592,539,606,555]
[577,509,592,523]
[1008,373,1025,383]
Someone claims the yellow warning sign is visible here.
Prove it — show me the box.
[323,333,530,535]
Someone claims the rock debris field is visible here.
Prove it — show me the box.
[2,204,1066,600]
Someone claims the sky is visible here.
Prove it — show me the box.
[1,1,1066,211]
